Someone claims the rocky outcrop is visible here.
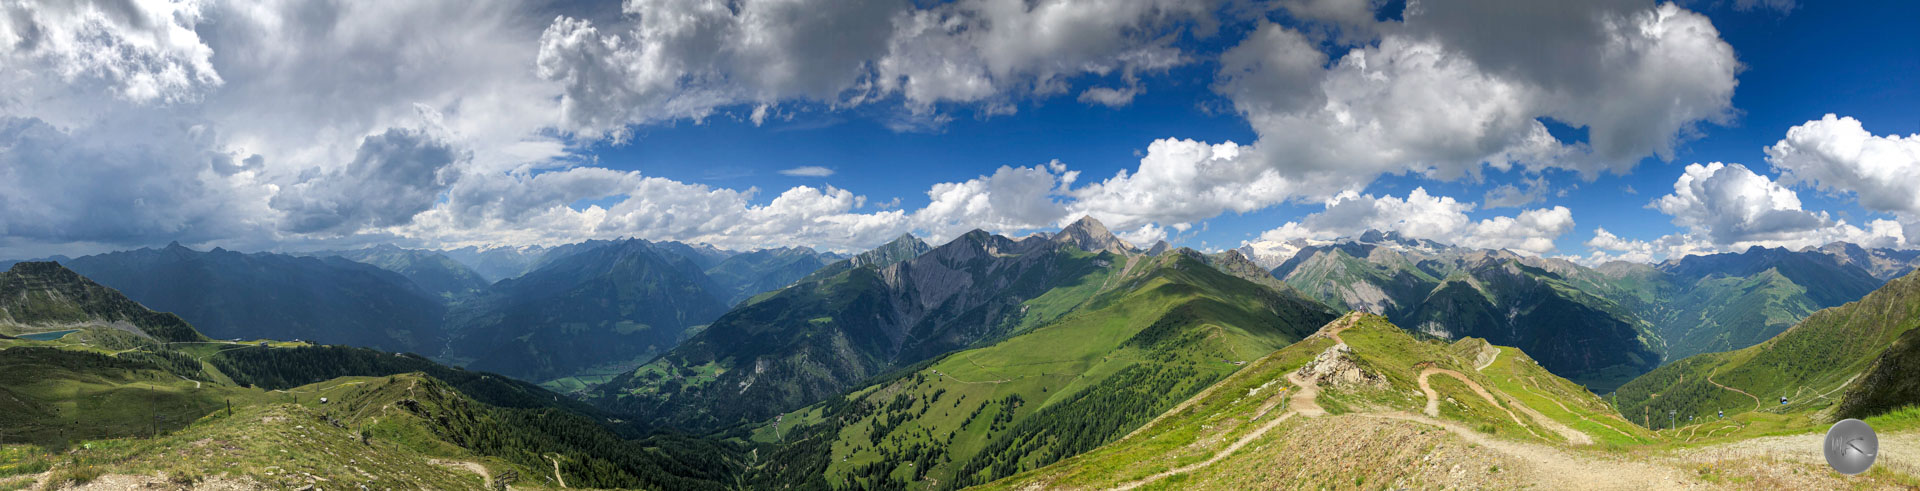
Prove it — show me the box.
[1295,343,1386,389]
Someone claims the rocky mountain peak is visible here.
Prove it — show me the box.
[852,233,931,268]
[6,260,78,279]
[1144,240,1171,256]
[1051,215,1133,255]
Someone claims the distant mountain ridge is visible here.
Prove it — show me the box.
[0,261,206,343]
[442,238,735,382]
[62,243,446,353]
[704,246,838,305]
[440,244,549,283]
[588,216,1336,433]
[304,244,491,298]
[24,237,849,385]
[1272,239,1660,391]
[1261,230,1892,391]
[1614,267,1920,426]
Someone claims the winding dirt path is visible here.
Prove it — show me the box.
[1361,412,1694,490]
[1518,377,1637,442]
[1808,374,1860,401]
[1110,315,1357,447]
[1419,368,1550,441]
[1475,346,1500,371]
[1321,313,1359,345]
[1110,370,1323,491]
[1706,372,1762,412]
[429,459,492,489]
[547,454,568,488]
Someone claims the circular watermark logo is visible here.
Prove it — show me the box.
[1824,418,1877,475]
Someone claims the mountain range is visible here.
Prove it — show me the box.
[302,244,492,299]
[61,243,449,353]
[441,238,734,382]
[1256,230,1896,391]
[1614,266,1920,427]
[0,261,737,489]
[753,247,1337,487]
[6,238,846,386]
[10,220,1920,489]
[0,261,206,344]
[588,217,1269,432]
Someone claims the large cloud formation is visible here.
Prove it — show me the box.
[534,0,1214,137]
[1241,188,1578,257]
[0,0,1774,260]
[1766,114,1920,239]
[1056,0,1741,235]
[1573,158,1908,266]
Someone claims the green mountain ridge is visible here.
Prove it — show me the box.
[1274,243,1660,391]
[1267,234,1889,392]
[589,218,1183,433]
[1613,267,1920,428]
[981,312,1658,490]
[0,262,205,343]
[0,262,737,490]
[749,249,1337,488]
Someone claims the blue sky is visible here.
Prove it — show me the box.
[576,0,1920,259]
[2,0,1918,264]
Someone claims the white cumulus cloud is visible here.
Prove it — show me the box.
[1766,114,1920,240]
[1240,188,1576,256]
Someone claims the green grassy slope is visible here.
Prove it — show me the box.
[591,233,1130,433]
[0,262,738,489]
[748,252,1337,489]
[0,372,740,490]
[979,313,1653,490]
[1614,269,1920,429]
[1838,328,1920,419]
[0,335,741,489]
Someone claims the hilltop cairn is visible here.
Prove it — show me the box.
[1294,343,1386,389]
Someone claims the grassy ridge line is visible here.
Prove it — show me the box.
[746,252,1335,489]
[1613,269,1920,428]
[979,314,1657,490]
